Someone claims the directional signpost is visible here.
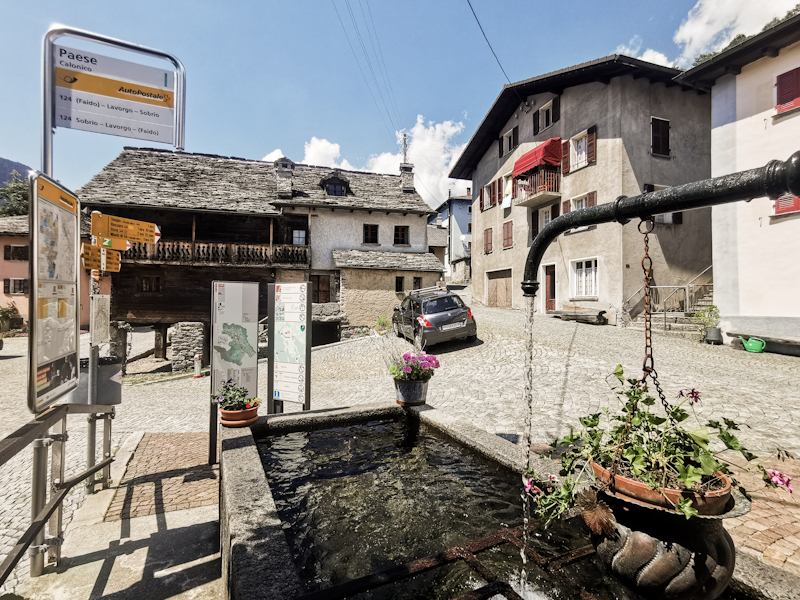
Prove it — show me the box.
[80,243,121,272]
[90,212,161,244]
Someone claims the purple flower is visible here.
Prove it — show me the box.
[402,366,412,374]
[402,351,412,361]
[677,388,701,404]
[525,478,534,493]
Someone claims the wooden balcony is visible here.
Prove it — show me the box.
[515,168,561,208]
[123,241,311,268]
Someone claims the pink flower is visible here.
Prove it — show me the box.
[402,366,412,374]
[766,468,793,493]
[525,478,535,493]
[402,351,412,361]
[677,388,701,404]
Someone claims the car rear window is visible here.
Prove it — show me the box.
[423,296,464,314]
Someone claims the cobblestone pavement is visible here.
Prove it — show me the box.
[105,433,218,521]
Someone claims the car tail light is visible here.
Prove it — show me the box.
[416,316,433,328]
[468,307,473,319]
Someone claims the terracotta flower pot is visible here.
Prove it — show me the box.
[590,460,731,516]
[219,406,259,427]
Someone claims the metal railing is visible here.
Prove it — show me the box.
[0,403,114,585]
[622,266,714,325]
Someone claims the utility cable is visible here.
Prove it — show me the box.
[363,0,404,128]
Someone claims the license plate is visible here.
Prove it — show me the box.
[440,321,465,331]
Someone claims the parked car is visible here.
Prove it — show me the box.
[392,288,477,349]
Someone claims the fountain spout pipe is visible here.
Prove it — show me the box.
[521,151,800,298]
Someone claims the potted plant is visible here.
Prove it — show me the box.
[388,350,440,406]
[523,366,793,599]
[216,379,262,427]
[693,304,722,344]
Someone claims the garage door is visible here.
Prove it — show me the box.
[487,269,512,308]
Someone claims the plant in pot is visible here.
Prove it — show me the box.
[388,350,440,407]
[693,304,722,344]
[523,365,793,600]
[216,379,262,427]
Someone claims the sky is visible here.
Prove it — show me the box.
[1,0,797,208]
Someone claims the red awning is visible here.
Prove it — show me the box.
[512,137,562,178]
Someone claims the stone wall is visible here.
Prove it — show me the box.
[172,322,205,373]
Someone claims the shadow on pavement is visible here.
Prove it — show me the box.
[427,337,484,355]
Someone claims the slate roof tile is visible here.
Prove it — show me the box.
[332,249,444,272]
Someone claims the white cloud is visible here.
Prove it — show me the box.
[673,0,797,68]
[261,116,469,208]
[615,35,673,67]
[262,148,284,162]
[640,49,672,67]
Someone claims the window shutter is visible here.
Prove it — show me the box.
[479,187,484,211]
[512,126,519,149]
[499,137,504,158]
[775,193,800,214]
[512,177,518,198]
[495,180,500,204]
[533,111,540,135]
[552,202,560,218]
[777,68,800,114]
[531,213,539,239]
[587,191,597,207]
[22,279,29,295]
[672,211,683,224]
[3,246,9,261]
[587,126,597,164]
[3,279,9,294]
[562,140,570,174]
[643,183,655,193]
[552,96,560,124]
[562,200,570,214]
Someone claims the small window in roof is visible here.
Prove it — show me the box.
[323,176,350,196]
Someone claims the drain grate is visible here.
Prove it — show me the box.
[295,524,599,600]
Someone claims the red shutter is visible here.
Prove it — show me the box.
[777,68,800,114]
[562,140,570,174]
[533,111,540,135]
[775,193,800,214]
[562,200,571,214]
[484,228,493,253]
[495,180,500,204]
[512,126,519,149]
[480,187,484,211]
[490,181,495,205]
[587,126,597,164]
[512,177,518,198]
[503,221,513,248]
[552,95,560,124]
[587,191,597,207]
[552,202,560,218]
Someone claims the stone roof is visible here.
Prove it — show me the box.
[0,214,90,237]
[0,215,29,235]
[427,225,448,247]
[332,249,444,272]
[78,147,433,216]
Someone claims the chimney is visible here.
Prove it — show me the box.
[435,214,442,225]
[400,163,414,193]
[274,157,294,198]
[467,187,471,197]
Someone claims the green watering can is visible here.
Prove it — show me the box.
[739,336,766,353]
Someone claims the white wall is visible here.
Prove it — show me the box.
[710,40,800,335]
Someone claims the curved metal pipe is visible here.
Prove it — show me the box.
[521,151,800,297]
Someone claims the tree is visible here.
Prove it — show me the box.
[0,171,29,216]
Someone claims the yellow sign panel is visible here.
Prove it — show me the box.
[81,243,121,272]
[55,67,174,108]
[91,212,160,244]
[36,178,78,214]
[98,237,132,251]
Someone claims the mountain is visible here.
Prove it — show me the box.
[0,157,32,186]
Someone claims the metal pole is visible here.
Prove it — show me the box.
[86,415,97,494]
[101,413,112,490]
[88,344,98,405]
[47,418,66,565]
[208,397,217,465]
[30,439,48,576]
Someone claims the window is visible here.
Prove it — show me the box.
[539,206,551,231]
[395,276,404,293]
[468,206,472,213]
[562,126,596,174]
[561,192,597,215]
[363,224,379,244]
[293,230,306,245]
[484,228,493,253]
[137,276,162,293]
[310,274,331,303]
[777,67,800,114]
[3,278,28,295]
[533,96,560,135]
[644,184,682,223]
[499,126,519,156]
[572,259,598,298]
[3,245,28,261]
[468,242,471,252]
[572,131,588,170]
[775,193,800,215]
[502,221,513,248]
[651,118,670,157]
[413,277,422,290]
[468,222,472,233]
[326,183,345,196]
[394,225,409,245]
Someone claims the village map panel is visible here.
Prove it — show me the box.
[211,281,259,399]
[29,174,81,412]
[270,282,311,407]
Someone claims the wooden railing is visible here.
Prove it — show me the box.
[515,167,561,207]
[124,241,310,267]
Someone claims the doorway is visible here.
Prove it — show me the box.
[544,265,556,312]
[487,269,512,308]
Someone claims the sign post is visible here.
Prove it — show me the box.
[267,282,311,414]
[210,281,259,464]
[27,173,81,413]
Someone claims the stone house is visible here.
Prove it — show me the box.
[427,224,447,265]
[449,55,713,323]
[428,190,473,281]
[78,147,440,348]
[676,14,800,352]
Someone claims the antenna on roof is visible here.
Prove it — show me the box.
[402,133,408,164]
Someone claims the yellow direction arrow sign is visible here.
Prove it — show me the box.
[81,243,121,273]
[96,236,133,251]
[91,212,161,244]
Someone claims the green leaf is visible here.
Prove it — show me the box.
[672,407,690,422]
[613,365,625,383]
[722,418,740,431]
[579,414,601,429]
[641,397,656,406]
[698,450,719,475]
[688,428,711,451]
[674,496,699,520]
[677,464,703,486]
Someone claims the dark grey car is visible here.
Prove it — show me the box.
[392,290,477,349]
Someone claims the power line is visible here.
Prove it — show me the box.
[362,0,404,128]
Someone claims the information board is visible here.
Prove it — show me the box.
[267,282,311,411]
[53,45,176,144]
[211,281,259,400]
[28,173,81,413]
